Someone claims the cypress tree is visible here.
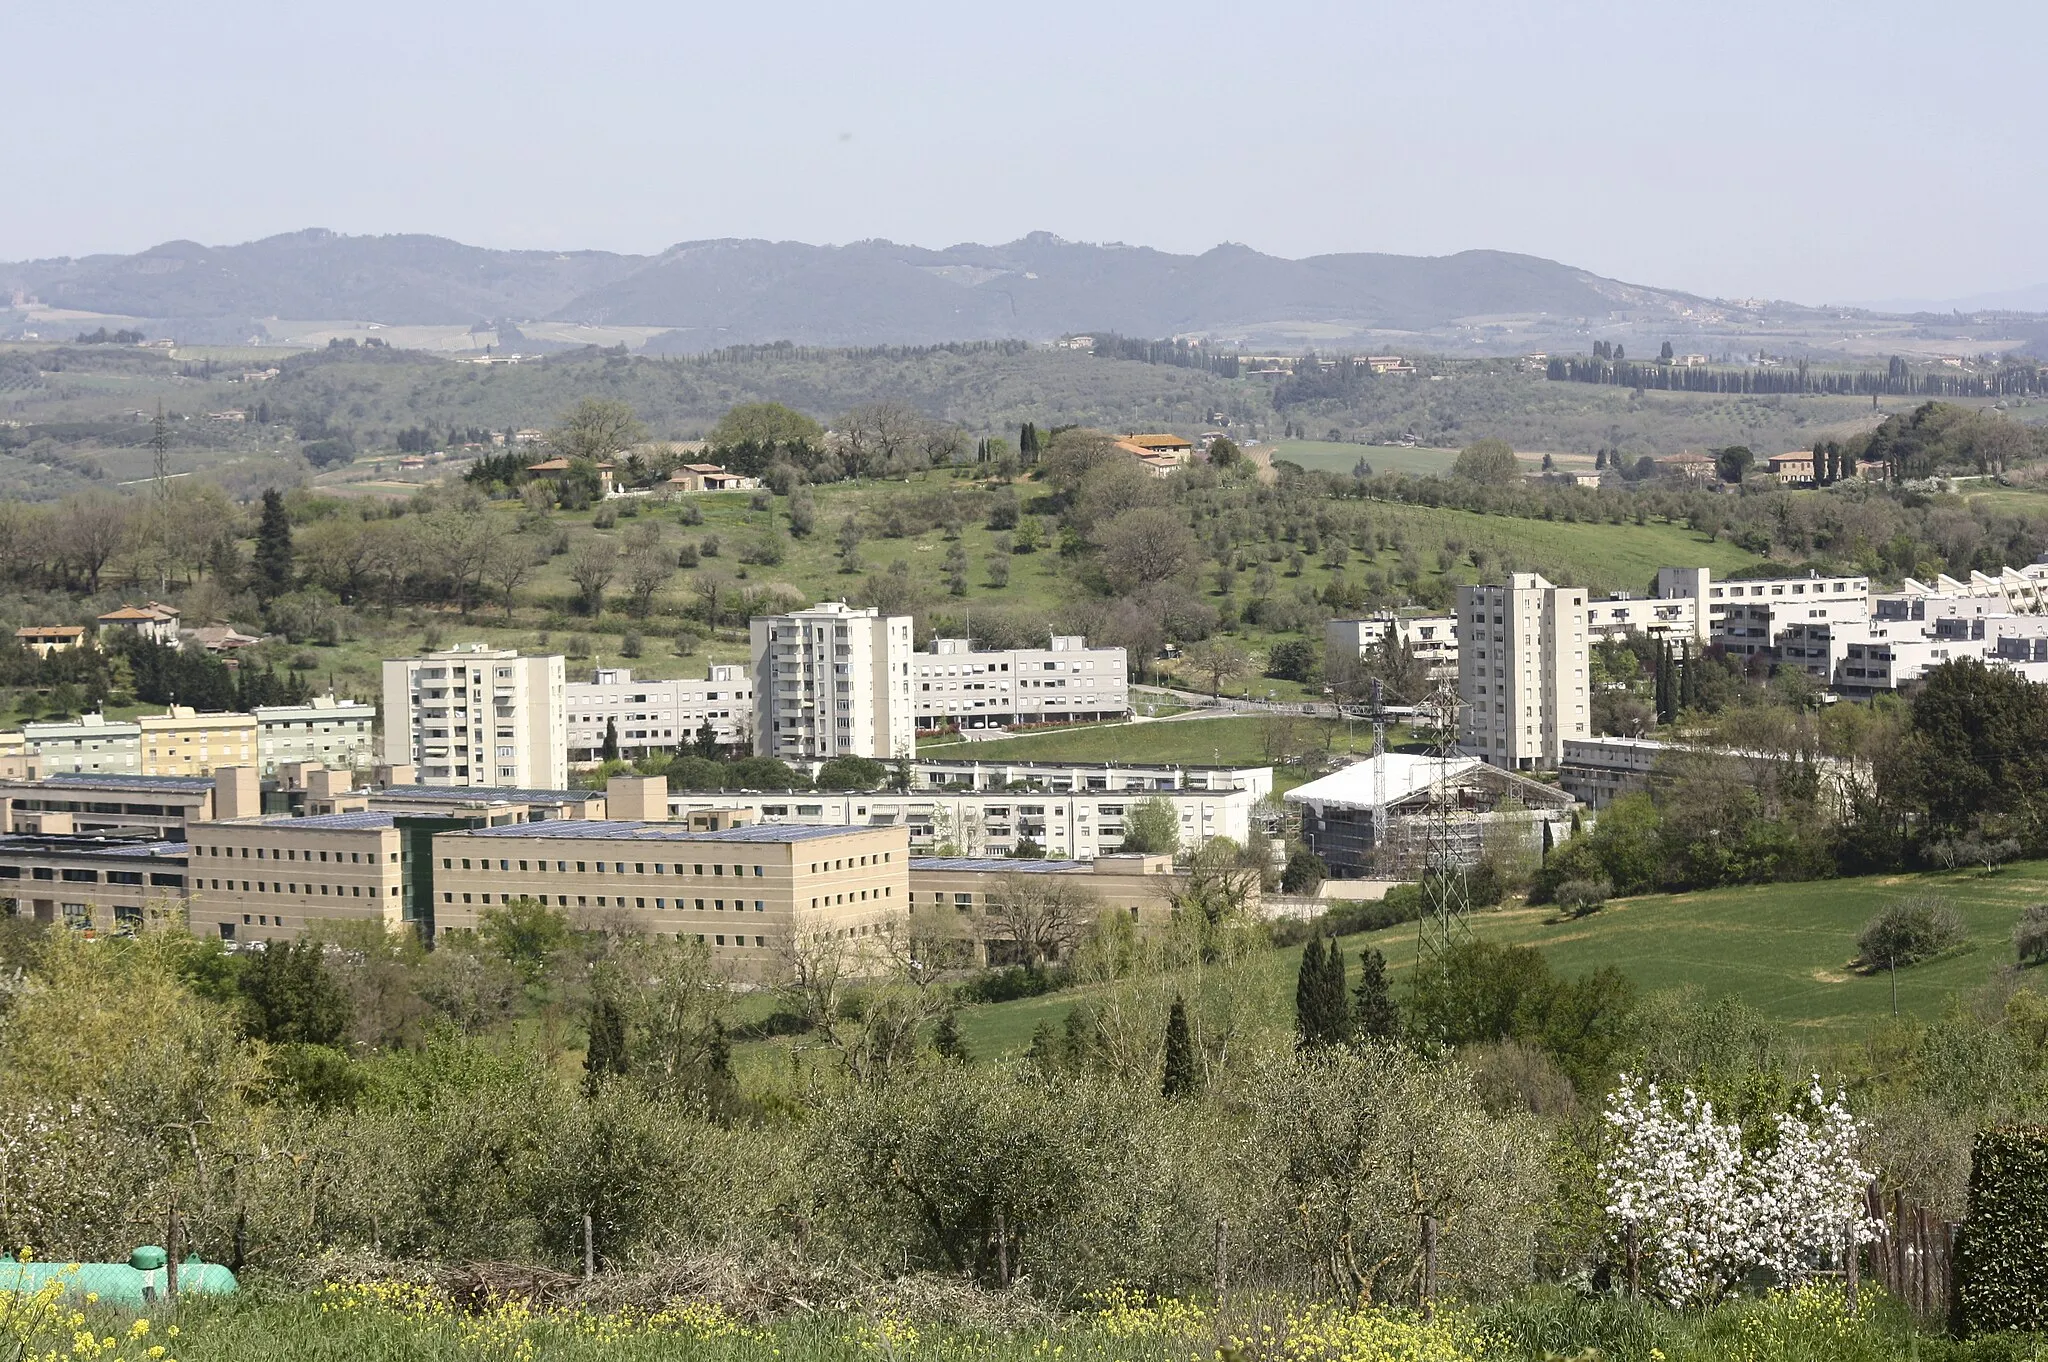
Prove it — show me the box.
[1161,994,1197,1098]
[934,1008,970,1063]
[253,488,294,601]
[1654,643,1674,725]
[1352,947,1400,1041]
[583,995,628,1095]
[1295,937,1327,1050]
[602,717,620,762]
[1320,935,1351,1046]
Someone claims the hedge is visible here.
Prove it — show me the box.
[1957,1126,2048,1335]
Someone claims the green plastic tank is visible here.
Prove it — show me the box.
[0,1247,237,1305]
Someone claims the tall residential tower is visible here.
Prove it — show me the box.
[1457,573,1588,770]
[750,603,914,762]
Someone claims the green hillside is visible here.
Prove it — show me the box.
[945,863,2048,1060]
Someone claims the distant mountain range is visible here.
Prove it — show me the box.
[6,229,2044,356]
[0,229,1709,350]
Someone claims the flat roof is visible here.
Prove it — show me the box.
[220,811,399,831]
[0,835,187,859]
[28,773,217,792]
[909,857,1090,874]
[371,786,602,804]
[450,819,873,844]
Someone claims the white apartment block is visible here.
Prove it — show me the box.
[1458,573,1589,771]
[1782,611,2048,695]
[915,636,1128,731]
[1654,567,1871,659]
[1325,614,1459,682]
[1881,564,2048,617]
[1582,593,1702,643]
[381,645,566,789]
[750,603,914,762]
[22,714,142,776]
[254,696,378,774]
[663,784,1260,860]
[566,666,752,763]
[908,759,1271,798]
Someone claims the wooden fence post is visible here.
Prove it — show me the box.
[1419,1215,1438,1320]
[1213,1218,1228,1298]
[1625,1222,1640,1300]
[582,1211,594,1282]
[995,1210,1009,1289]
[166,1203,181,1300]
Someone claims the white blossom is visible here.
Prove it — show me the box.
[1598,1074,1872,1309]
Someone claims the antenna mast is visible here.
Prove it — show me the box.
[1415,673,1473,967]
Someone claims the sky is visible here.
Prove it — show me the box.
[5,0,2043,306]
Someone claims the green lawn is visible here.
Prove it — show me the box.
[937,863,2048,1061]
[1270,440,1462,477]
[917,712,1408,789]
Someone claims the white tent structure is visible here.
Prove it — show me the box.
[1286,753,1576,878]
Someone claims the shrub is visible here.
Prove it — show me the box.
[1956,1126,2048,1334]
[619,632,642,658]
[592,504,618,529]
[1857,895,1967,969]
[1554,878,1611,919]
[2016,904,2048,966]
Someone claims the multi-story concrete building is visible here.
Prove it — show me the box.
[1458,573,1590,770]
[0,768,256,839]
[750,603,914,762]
[0,832,190,934]
[382,645,566,789]
[565,666,752,763]
[1653,567,1871,660]
[254,696,378,774]
[661,782,1262,860]
[1325,614,1460,684]
[139,707,258,777]
[906,853,1187,963]
[429,821,910,971]
[22,713,143,776]
[186,810,412,944]
[1582,593,1703,643]
[907,759,1270,797]
[913,636,1128,732]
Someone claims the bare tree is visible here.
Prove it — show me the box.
[835,402,924,479]
[567,538,618,615]
[1182,637,1253,697]
[481,530,542,618]
[548,398,647,463]
[917,421,966,470]
[62,492,133,594]
[691,566,736,630]
[622,546,674,618]
[985,872,1099,967]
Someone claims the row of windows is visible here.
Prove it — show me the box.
[807,887,891,907]
[205,879,397,897]
[195,845,396,863]
[450,891,768,911]
[445,856,766,877]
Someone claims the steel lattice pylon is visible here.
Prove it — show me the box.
[1415,675,1473,967]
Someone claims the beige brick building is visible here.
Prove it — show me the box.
[185,810,408,944]
[429,820,910,969]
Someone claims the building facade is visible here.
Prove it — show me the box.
[1457,573,1589,770]
[22,714,142,776]
[139,707,258,777]
[254,696,378,774]
[186,810,410,943]
[1324,614,1460,683]
[382,646,567,789]
[565,666,752,763]
[429,821,909,972]
[914,636,1128,731]
[0,833,189,935]
[750,604,914,762]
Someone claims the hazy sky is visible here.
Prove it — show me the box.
[7,0,2041,305]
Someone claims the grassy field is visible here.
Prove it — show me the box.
[1270,440,1461,477]
[937,862,2048,1061]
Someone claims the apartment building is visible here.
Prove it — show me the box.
[1881,564,2048,618]
[1324,614,1460,682]
[907,759,1271,797]
[382,645,567,789]
[1582,593,1703,643]
[565,665,752,762]
[914,636,1128,731]
[429,821,909,970]
[1654,567,1871,659]
[185,810,411,943]
[750,603,914,762]
[22,713,143,775]
[1457,573,1589,770]
[0,733,31,781]
[139,707,258,777]
[254,696,378,774]
[662,782,1261,860]
[0,833,190,934]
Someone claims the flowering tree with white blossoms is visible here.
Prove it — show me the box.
[1599,1075,1873,1308]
